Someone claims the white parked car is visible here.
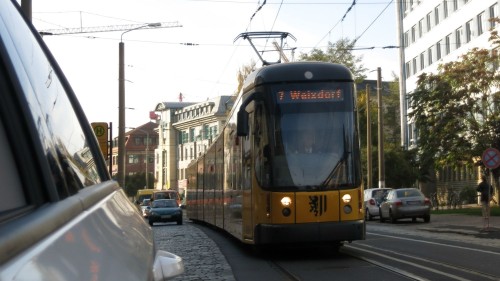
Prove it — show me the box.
[0,1,183,280]
[364,188,392,220]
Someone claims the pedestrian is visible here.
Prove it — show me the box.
[476,176,494,231]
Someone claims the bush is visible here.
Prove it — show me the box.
[459,186,477,204]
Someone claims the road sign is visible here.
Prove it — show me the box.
[91,122,109,159]
[482,148,500,169]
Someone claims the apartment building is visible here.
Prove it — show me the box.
[153,96,233,194]
[111,122,158,184]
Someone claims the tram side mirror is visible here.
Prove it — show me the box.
[237,109,249,136]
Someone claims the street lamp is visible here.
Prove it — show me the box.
[117,23,161,189]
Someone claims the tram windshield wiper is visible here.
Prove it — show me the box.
[322,127,350,188]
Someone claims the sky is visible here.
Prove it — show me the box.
[29,0,399,130]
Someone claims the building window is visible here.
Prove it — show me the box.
[478,12,484,36]
[426,13,431,32]
[465,20,472,43]
[411,25,416,43]
[189,128,194,142]
[434,5,440,26]
[490,4,498,29]
[128,154,139,164]
[412,57,417,74]
[436,41,442,60]
[135,137,142,145]
[418,19,423,38]
[405,62,411,78]
[428,47,433,65]
[445,34,451,54]
[404,31,409,48]
[455,27,462,49]
[443,0,448,18]
[453,0,458,12]
[420,52,425,70]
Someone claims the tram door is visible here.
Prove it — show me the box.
[241,104,254,240]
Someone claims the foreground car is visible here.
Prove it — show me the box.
[0,1,183,280]
[148,199,183,226]
[364,188,392,220]
[379,188,431,223]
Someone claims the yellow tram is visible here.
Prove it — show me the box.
[186,62,365,247]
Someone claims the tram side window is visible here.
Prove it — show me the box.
[254,104,270,186]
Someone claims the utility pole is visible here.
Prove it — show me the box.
[366,85,372,189]
[377,67,385,188]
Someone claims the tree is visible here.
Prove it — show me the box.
[234,60,257,96]
[410,27,500,195]
[299,38,367,82]
[124,172,154,197]
[358,76,417,188]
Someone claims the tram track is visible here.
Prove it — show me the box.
[344,243,500,281]
[268,259,302,281]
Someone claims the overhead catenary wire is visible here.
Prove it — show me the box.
[353,0,393,45]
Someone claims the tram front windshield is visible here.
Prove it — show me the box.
[270,82,359,190]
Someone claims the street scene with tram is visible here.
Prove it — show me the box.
[2,1,500,280]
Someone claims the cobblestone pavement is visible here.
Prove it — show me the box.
[152,220,235,281]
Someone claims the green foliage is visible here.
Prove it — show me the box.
[123,172,154,197]
[298,38,367,82]
[384,148,418,188]
[432,206,500,216]
[234,60,257,96]
[460,186,478,204]
[410,29,500,176]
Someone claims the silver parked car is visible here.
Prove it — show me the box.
[0,1,183,280]
[364,188,392,221]
[379,188,431,223]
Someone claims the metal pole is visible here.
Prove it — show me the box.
[118,42,125,188]
[145,132,149,189]
[366,85,372,189]
[118,23,161,189]
[377,67,385,188]
[109,122,113,176]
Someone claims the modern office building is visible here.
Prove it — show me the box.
[396,0,499,148]
[396,0,499,196]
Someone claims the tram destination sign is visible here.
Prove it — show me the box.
[276,89,344,103]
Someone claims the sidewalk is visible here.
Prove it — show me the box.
[415,212,500,247]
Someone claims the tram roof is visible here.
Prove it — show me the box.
[242,62,354,92]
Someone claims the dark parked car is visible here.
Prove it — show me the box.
[148,199,183,226]
[379,188,431,223]
[0,1,183,279]
[364,188,392,220]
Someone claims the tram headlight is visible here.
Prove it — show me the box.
[281,196,292,207]
[343,205,353,214]
[342,194,351,203]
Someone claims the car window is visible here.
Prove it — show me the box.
[0,1,105,200]
[0,120,25,213]
[396,189,422,198]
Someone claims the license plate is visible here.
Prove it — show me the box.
[407,201,419,205]
[161,215,171,219]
